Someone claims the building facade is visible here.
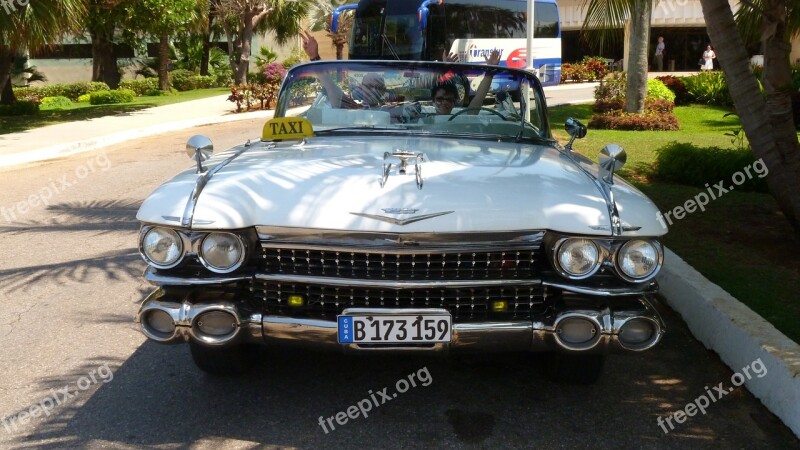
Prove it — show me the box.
[558,0,800,71]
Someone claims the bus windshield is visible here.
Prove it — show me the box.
[350,0,424,60]
[348,0,562,86]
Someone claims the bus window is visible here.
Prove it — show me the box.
[534,2,559,38]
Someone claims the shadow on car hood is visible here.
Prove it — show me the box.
[137,136,664,236]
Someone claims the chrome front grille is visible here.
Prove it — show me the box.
[254,280,548,321]
[260,247,538,280]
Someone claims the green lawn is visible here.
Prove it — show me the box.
[547,104,800,343]
[0,87,230,135]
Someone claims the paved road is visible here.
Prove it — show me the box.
[0,120,797,449]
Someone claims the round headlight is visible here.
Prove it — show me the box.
[200,233,245,272]
[556,238,600,278]
[141,227,183,268]
[617,240,661,281]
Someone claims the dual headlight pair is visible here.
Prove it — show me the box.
[140,227,246,273]
[553,237,662,282]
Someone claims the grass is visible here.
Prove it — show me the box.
[0,87,230,135]
[548,103,800,344]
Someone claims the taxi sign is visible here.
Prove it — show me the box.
[262,117,314,141]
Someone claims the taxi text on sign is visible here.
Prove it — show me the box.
[262,117,314,141]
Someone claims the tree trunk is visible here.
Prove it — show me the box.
[233,19,254,85]
[200,32,211,76]
[158,34,170,91]
[699,0,800,231]
[90,27,121,89]
[336,44,344,60]
[625,0,651,113]
[0,51,15,105]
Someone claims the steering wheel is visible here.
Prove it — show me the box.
[448,107,511,121]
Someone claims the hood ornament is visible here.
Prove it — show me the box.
[382,207,419,214]
[351,211,453,226]
[381,150,424,190]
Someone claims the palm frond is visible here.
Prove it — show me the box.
[580,0,635,49]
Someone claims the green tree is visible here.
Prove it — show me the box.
[308,0,354,60]
[581,0,651,113]
[123,0,203,91]
[699,0,800,231]
[0,0,85,104]
[217,0,312,85]
[86,0,127,88]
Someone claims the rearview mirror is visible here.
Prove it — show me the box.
[564,118,587,152]
[186,135,214,174]
[598,144,627,184]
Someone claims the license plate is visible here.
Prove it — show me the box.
[337,314,452,344]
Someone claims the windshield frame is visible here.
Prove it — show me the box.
[274,60,553,144]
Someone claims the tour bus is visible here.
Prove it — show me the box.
[332,0,562,86]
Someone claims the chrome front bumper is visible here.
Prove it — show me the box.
[136,289,665,354]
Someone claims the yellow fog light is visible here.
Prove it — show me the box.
[491,300,508,313]
[288,295,305,307]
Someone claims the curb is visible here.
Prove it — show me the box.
[549,99,595,107]
[657,248,800,439]
[0,109,272,170]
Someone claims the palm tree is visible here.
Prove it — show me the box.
[307,0,354,60]
[582,0,651,113]
[217,0,313,85]
[0,1,85,104]
[698,0,800,231]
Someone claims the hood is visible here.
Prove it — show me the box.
[137,136,665,236]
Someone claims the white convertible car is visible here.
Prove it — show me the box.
[135,61,666,382]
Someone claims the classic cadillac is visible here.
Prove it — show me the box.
[135,61,667,382]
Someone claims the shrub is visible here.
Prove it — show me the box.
[653,142,767,192]
[589,111,680,131]
[40,96,73,110]
[0,100,40,116]
[119,78,159,96]
[682,71,733,106]
[13,87,42,103]
[580,56,610,81]
[646,97,675,113]
[189,75,216,89]
[144,88,172,96]
[90,89,135,105]
[12,81,110,101]
[170,69,195,91]
[77,93,91,103]
[594,72,626,101]
[646,78,676,103]
[655,75,690,105]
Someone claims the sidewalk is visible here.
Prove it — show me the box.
[1,84,597,169]
[0,95,271,169]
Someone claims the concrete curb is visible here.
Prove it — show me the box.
[0,109,272,169]
[550,99,595,107]
[657,248,800,438]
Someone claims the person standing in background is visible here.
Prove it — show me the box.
[654,36,665,72]
[701,44,716,71]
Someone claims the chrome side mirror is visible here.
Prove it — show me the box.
[598,144,627,184]
[564,118,587,152]
[186,135,214,173]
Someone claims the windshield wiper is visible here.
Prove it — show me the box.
[314,126,403,134]
[381,34,400,60]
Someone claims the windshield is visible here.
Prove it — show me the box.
[350,0,424,59]
[274,61,550,143]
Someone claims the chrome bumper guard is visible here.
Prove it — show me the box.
[136,289,664,353]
